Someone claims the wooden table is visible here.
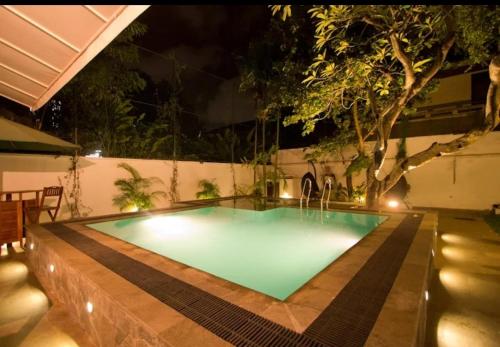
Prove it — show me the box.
[0,189,43,204]
[0,189,43,249]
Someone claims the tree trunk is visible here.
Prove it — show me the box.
[273,114,280,200]
[253,118,258,190]
[365,55,499,207]
[346,174,353,200]
[365,163,379,209]
[262,116,267,197]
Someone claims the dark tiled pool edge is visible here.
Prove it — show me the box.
[304,214,424,346]
[44,213,423,347]
[45,223,320,347]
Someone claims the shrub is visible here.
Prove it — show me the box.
[196,179,221,200]
[112,163,166,211]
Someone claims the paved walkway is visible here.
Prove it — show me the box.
[0,242,93,347]
[426,211,500,347]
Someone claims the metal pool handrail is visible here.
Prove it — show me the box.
[321,177,332,212]
[300,178,312,210]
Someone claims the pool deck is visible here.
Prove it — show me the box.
[0,243,94,347]
[21,203,436,347]
[425,210,500,347]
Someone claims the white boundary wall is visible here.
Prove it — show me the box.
[0,155,254,221]
[277,132,500,211]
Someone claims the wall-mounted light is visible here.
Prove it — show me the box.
[86,301,93,314]
[49,264,55,273]
[29,243,34,250]
[280,192,291,199]
[387,200,399,208]
[85,149,102,158]
[425,290,429,301]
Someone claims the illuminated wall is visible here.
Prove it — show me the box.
[0,156,254,221]
[276,132,500,211]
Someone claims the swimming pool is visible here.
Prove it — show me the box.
[87,207,387,300]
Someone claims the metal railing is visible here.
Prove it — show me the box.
[320,177,332,212]
[300,178,312,210]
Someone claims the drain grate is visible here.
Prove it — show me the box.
[304,214,423,346]
[45,223,321,347]
[44,213,422,347]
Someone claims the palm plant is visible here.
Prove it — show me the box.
[113,163,166,211]
[196,179,221,200]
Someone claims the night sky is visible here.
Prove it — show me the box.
[0,5,272,131]
[134,5,271,129]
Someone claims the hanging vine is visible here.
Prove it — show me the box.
[168,160,179,204]
[59,154,92,218]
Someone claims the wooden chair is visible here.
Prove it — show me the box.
[25,186,63,223]
[0,201,23,254]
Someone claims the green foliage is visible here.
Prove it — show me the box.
[56,23,187,161]
[239,11,314,124]
[57,22,148,157]
[112,162,166,211]
[273,5,498,137]
[60,155,92,218]
[345,153,371,176]
[351,183,366,204]
[272,5,497,203]
[270,5,292,21]
[454,6,500,67]
[196,179,221,200]
[187,129,244,163]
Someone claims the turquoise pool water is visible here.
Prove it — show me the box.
[87,207,387,300]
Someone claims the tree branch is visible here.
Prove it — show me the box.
[352,99,365,152]
[380,55,500,195]
[363,124,377,142]
[408,33,456,99]
[375,31,457,172]
[389,32,415,90]
[361,16,385,30]
[367,85,379,118]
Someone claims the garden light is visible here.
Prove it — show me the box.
[86,301,94,313]
[280,192,291,199]
[387,200,399,208]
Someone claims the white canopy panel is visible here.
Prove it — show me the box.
[0,5,149,110]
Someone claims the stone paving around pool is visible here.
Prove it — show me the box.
[425,211,500,347]
[20,206,435,347]
[3,208,498,346]
[0,243,94,347]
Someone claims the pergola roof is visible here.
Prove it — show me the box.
[0,5,149,111]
